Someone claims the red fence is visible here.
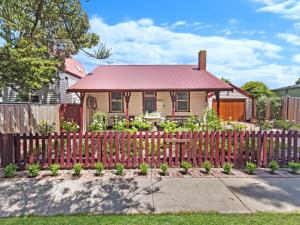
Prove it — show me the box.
[0,131,299,169]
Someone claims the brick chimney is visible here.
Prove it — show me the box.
[198,50,206,70]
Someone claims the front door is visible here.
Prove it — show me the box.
[143,91,157,113]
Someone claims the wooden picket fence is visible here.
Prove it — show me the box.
[0,131,299,169]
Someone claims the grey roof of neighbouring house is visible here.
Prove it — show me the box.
[273,84,300,91]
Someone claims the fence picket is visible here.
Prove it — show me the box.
[198,132,203,166]
[54,133,58,164]
[294,131,298,162]
[72,132,77,164]
[233,131,238,166]
[91,132,95,167]
[192,131,198,166]
[187,131,192,163]
[275,131,280,162]
[47,134,52,166]
[175,132,180,166]
[139,132,143,163]
[109,132,114,168]
[127,132,131,168]
[145,132,149,163]
[204,131,209,162]
[215,131,220,167]
[97,132,101,163]
[60,133,64,168]
[103,132,108,167]
[251,131,255,163]
[133,132,138,167]
[22,133,27,169]
[257,131,262,166]
[151,131,155,166]
[245,131,249,162]
[78,132,83,164]
[156,132,161,165]
[29,133,34,164]
[181,132,187,162]
[269,131,273,161]
[41,135,46,168]
[163,132,167,163]
[262,131,267,167]
[210,131,215,165]
[35,133,40,164]
[287,130,292,163]
[115,131,119,163]
[168,132,173,166]
[220,132,225,166]
[227,132,232,163]
[66,132,71,168]
[84,132,89,168]
[281,131,285,166]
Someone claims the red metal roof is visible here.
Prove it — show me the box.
[64,57,86,79]
[67,65,232,92]
[208,83,252,98]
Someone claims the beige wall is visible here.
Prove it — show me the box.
[85,91,207,128]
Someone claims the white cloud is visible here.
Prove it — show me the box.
[253,0,300,20]
[277,33,300,45]
[76,16,300,88]
[137,18,154,26]
[171,20,187,29]
[293,54,300,63]
[228,18,239,26]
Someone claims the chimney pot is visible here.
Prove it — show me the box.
[198,50,206,70]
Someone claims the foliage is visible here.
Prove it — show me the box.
[268,160,279,173]
[203,161,212,174]
[61,120,79,132]
[49,163,60,176]
[182,114,202,131]
[95,162,104,175]
[223,121,247,132]
[273,119,292,131]
[296,78,300,85]
[130,115,151,130]
[159,120,178,132]
[181,161,192,173]
[221,77,231,83]
[160,163,168,176]
[241,81,275,98]
[89,112,108,132]
[38,120,56,135]
[4,163,18,178]
[115,163,125,175]
[113,118,138,133]
[27,163,40,178]
[288,162,300,174]
[257,96,282,123]
[73,163,82,176]
[258,120,273,131]
[223,162,233,175]
[139,163,149,175]
[246,162,256,175]
[201,109,223,131]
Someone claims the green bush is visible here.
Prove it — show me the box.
[95,162,104,175]
[201,109,223,131]
[130,115,151,130]
[73,163,82,176]
[223,162,233,175]
[113,118,138,133]
[61,120,79,132]
[38,120,56,135]
[181,161,192,174]
[159,120,177,133]
[4,163,18,178]
[27,164,40,178]
[273,119,292,131]
[89,112,108,132]
[246,162,256,175]
[139,163,149,175]
[259,120,273,131]
[268,160,279,173]
[115,163,125,175]
[49,163,60,176]
[288,162,300,174]
[203,161,212,174]
[160,163,168,176]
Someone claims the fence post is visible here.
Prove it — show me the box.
[0,133,15,167]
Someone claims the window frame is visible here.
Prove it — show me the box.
[109,92,124,113]
[143,91,157,113]
[175,91,190,112]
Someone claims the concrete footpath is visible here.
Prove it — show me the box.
[0,171,300,217]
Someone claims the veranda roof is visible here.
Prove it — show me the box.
[67,65,232,92]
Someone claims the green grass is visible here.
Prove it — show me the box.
[1,212,300,225]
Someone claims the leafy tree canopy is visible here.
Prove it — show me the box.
[296,78,300,85]
[221,77,231,84]
[241,81,275,98]
[0,0,110,100]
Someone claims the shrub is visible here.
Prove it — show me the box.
[268,160,279,173]
[38,120,55,135]
[139,163,149,175]
[4,163,18,178]
[223,162,233,175]
[27,164,40,178]
[49,163,60,176]
[130,115,151,130]
[115,163,125,175]
[181,161,192,174]
[259,120,273,131]
[61,120,79,132]
[273,119,292,131]
[201,109,223,131]
[288,162,300,174]
[246,162,256,175]
[95,162,104,175]
[203,161,212,174]
[160,163,168,176]
[159,120,177,133]
[73,163,82,176]
[89,112,108,132]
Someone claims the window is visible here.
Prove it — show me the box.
[143,91,156,113]
[31,95,39,103]
[110,92,123,112]
[176,91,189,112]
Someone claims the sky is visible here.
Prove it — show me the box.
[76,0,300,89]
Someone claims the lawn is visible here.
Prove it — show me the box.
[1,213,300,225]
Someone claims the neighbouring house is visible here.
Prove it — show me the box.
[207,83,253,122]
[1,57,86,104]
[67,50,233,131]
[273,84,300,98]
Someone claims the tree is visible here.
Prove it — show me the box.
[241,81,275,98]
[221,77,231,84]
[296,78,300,85]
[0,0,110,100]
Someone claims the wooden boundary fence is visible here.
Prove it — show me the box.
[0,131,299,169]
[281,96,300,123]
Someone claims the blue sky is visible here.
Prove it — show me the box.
[76,0,300,88]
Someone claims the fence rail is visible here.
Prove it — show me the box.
[0,131,299,169]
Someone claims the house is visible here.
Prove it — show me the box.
[67,50,233,131]
[273,84,300,98]
[207,83,253,122]
[1,57,86,104]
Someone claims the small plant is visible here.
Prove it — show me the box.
[181,161,192,174]
[61,119,79,132]
[160,163,168,176]
[246,162,256,175]
[268,160,279,173]
[203,161,212,174]
[38,120,56,135]
[27,163,40,178]
[223,162,233,175]
[288,162,300,174]
[139,163,149,175]
[115,163,125,175]
[89,112,108,132]
[4,163,18,178]
[95,162,104,176]
[73,163,82,176]
[49,163,60,176]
